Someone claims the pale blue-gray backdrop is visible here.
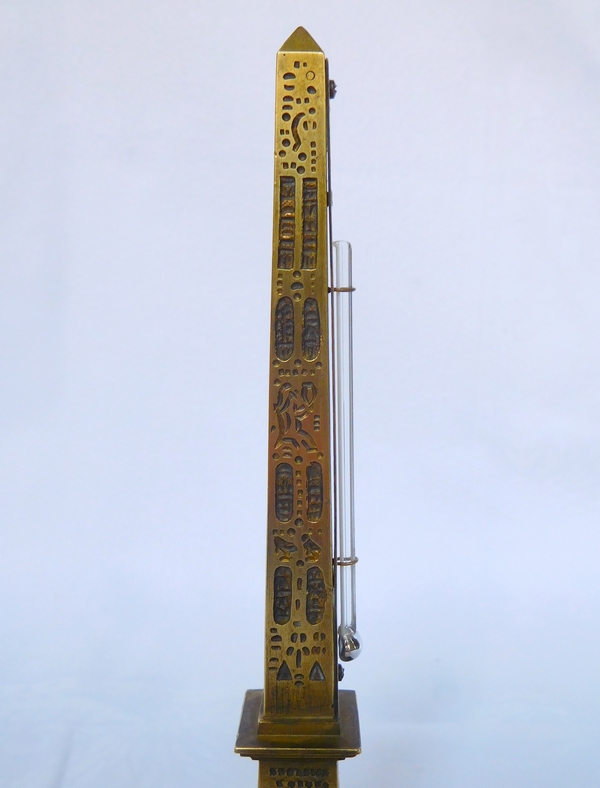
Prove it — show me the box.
[2,1,600,786]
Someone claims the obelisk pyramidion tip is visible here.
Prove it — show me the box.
[279,26,323,53]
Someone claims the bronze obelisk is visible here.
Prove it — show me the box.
[235,27,360,788]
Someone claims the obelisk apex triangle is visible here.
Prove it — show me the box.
[279,26,323,53]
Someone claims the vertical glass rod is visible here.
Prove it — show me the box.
[332,240,361,662]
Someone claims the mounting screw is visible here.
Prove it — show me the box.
[329,80,337,99]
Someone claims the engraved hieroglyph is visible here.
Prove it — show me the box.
[273,567,292,624]
[302,532,322,562]
[263,29,335,726]
[277,177,296,269]
[306,566,326,625]
[274,298,294,361]
[301,179,318,269]
[306,461,323,522]
[302,298,321,360]
[275,463,294,522]
[272,381,319,454]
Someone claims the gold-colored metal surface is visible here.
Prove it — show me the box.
[235,27,361,785]
[235,690,361,760]
[260,26,335,738]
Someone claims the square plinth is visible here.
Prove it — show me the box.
[235,690,361,761]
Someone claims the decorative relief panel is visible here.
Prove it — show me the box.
[273,567,292,624]
[277,176,295,269]
[275,463,294,522]
[306,566,326,625]
[301,178,318,269]
[273,382,295,450]
[273,381,321,455]
[302,298,320,360]
[296,382,318,453]
[274,297,294,361]
[306,461,323,522]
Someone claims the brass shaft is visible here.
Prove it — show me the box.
[260,26,336,737]
[235,27,360,786]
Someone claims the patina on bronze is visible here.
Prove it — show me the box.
[235,27,360,788]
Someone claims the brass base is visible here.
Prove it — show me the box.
[235,689,361,760]
[258,714,341,743]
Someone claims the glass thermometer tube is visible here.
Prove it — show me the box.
[332,241,361,662]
